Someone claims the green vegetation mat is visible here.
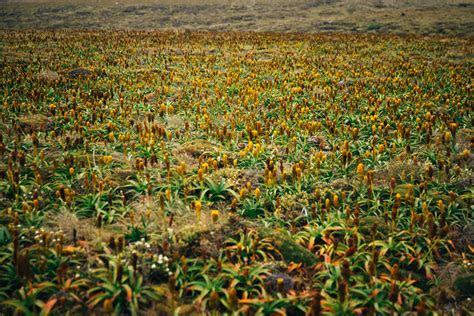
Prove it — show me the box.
[0,30,472,315]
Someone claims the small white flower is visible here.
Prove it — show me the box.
[168,271,172,276]
[75,273,80,278]
[151,264,156,269]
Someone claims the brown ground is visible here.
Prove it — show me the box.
[0,0,473,36]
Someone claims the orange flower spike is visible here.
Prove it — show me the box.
[49,103,57,115]
[389,177,396,194]
[357,163,365,178]
[333,193,339,208]
[461,149,470,160]
[103,298,114,313]
[197,168,204,182]
[395,193,401,208]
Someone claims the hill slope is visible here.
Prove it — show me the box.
[0,0,473,36]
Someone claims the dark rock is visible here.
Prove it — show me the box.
[266,272,294,293]
[38,69,59,82]
[359,216,390,237]
[18,114,52,133]
[68,68,93,79]
[259,228,318,266]
[448,223,474,253]
[144,92,157,103]
[454,273,474,297]
[308,135,332,151]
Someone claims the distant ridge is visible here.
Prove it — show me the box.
[0,0,473,36]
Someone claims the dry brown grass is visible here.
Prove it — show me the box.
[0,0,473,36]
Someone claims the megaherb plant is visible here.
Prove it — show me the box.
[0,30,472,315]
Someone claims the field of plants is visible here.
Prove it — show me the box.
[0,30,472,315]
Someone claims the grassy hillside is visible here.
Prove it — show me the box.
[0,0,473,35]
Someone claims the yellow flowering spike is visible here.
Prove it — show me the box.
[255,187,261,199]
[461,149,471,159]
[333,194,339,208]
[395,193,401,207]
[195,200,202,219]
[277,278,284,292]
[437,200,444,212]
[222,154,228,167]
[177,161,186,175]
[197,168,204,182]
[444,131,452,143]
[211,210,219,224]
[325,198,330,211]
[422,202,428,215]
[356,163,364,178]
[239,188,247,199]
